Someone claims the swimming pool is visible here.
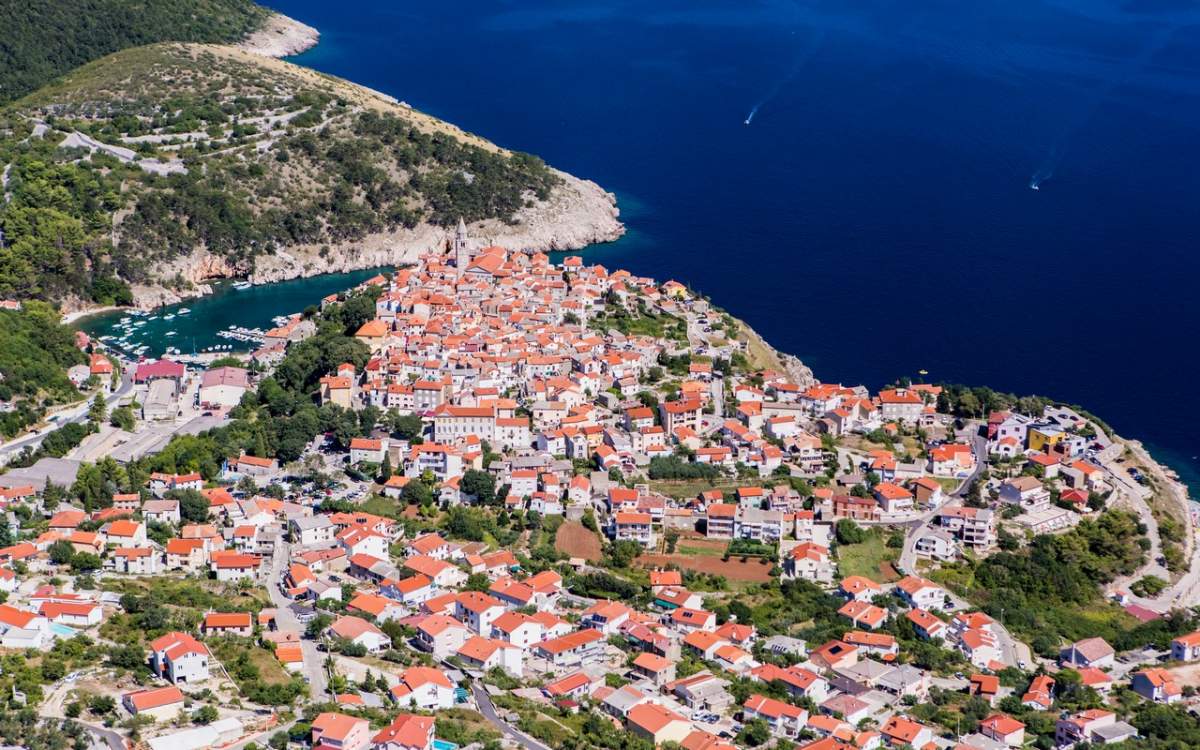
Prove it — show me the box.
[51,623,78,638]
[432,740,458,750]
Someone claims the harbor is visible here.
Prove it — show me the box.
[74,268,389,358]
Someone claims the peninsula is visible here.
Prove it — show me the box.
[0,33,622,313]
[0,3,1196,750]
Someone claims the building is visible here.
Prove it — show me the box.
[742,694,807,738]
[1060,637,1115,670]
[198,366,249,408]
[1171,631,1200,662]
[894,576,946,610]
[372,713,435,750]
[1055,710,1138,748]
[535,628,605,667]
[614,512,654,546]
[390,667,456,710]
[1130,668,1182,704]
[706,504,737,539]
[312,712,371,750]
[627,703,693,746]
[328,615,392,653]
[202,612,253,638]
[122,686,185,721]
[149,632,210,684]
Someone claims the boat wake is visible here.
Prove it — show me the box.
[1028,24,1177,193]
[743,29,825,126]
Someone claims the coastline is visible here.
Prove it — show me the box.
[237,12,319,58]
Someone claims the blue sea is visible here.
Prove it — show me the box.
[267,0,1200,489]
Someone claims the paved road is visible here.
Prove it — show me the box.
[267,540,329,699]
[471,681,552,750]
[950,432,989,498]
[0,371,134,461]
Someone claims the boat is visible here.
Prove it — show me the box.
[232,281,252,291]
[177,308,191,315]
[166,331,176,337]
[163,314,175,321]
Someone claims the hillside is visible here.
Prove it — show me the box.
[0,44,623,309]
[0,302,86,437]
[0,0,269,104]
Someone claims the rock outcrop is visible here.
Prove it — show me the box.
[238,13,319,58]
[248,169,622,287]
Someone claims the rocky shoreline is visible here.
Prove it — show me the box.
[92,166,623,312]
[238,12,320,58]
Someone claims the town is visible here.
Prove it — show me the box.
[0,228,1196,750]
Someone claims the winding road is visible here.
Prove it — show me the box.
[470,681,552,750]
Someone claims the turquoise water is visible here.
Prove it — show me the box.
[51,623,77,638]
[432,741,458,750]
[76,268,389,358]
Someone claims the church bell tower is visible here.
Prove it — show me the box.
[453,218,470,272]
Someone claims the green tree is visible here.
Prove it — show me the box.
[461,469,497,506]
[88,395,107,424]
[175,488,211,522]
[192,705,219,724]
[110,405,135,431]
[835,519,866,545]
[48,539,75,565]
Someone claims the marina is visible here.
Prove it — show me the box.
[75,268,389,358]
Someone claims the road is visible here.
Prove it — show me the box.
[267,539,329,699]
[471,681,552,750]
[40,677,128,750]
[0,371,134,462]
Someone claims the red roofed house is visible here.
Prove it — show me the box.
[149,631,210,683]
[133,359,185,385]
[614,511,654,546]
[627,702,693,746]
[390,666,455,710]
[742,694,808,738]
[202,611,253,638]
[632,651,677,686]
[1131,668,1182,704]
[1171,630,1200,662]
[881,715,934,749]
[121,685,185,721]
[349,437,388,464]
[312,711,371,750]
[980,714,1026,747]
[327,615,392,653]
[372,713,435,750]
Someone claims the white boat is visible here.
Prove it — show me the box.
[163,314,175,321]
[166,331,176,336]
[177,308,191,314]
[232,281,252,291]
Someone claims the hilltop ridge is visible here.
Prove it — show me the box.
[0,43,623,310]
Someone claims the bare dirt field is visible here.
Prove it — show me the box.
[555,521,603,561]
[636,553,775,582]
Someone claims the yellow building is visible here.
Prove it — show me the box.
[1028,425,1065,454]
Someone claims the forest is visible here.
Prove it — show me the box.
[0,302,86,437]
